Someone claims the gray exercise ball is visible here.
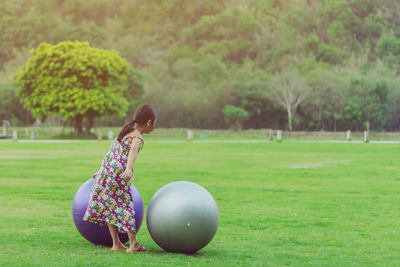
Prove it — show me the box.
[146,181,219,254]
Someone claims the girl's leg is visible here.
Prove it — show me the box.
[126,232,146,252]
[107,224,127,251]
[127,232,136,250]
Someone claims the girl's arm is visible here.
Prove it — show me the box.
[122,138,142,181]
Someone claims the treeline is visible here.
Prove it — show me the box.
[1,0,400,131]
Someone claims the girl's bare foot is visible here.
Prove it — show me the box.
[126,242,146,253]
[111,242,128,251]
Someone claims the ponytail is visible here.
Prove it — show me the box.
[117,104,156,143]
[117,119,136,142]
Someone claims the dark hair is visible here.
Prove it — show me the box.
[117,104,156,142]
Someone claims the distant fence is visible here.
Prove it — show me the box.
[2,126,400,141]
[277,131,400,139]
[153,128,400,140]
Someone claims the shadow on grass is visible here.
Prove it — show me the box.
[81,241,221,258]
[144,247,220,258]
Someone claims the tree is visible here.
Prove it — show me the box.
[222,105,249,130]
[270,71,311,131]
[377,36,400,73]
[347,76,388,130]
[305,67,348,131]
[344,102,363,130]
[2,0,400,131]
[226,62,281,129]
[185,6,261,64]
[15,41,141,134]
[384,77,400,130]
[0,83,34,126]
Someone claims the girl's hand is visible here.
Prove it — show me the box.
[122,169,133,182]
[92,172,98,179]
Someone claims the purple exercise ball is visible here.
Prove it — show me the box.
[72,178,144,247]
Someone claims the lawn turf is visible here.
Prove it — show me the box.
[0,140,399,266]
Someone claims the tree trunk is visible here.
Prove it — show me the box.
[334,117,337,132]
[86,114,95,135]
[235,120,242,131]
[319,105,324,130]
[287,108,293,131]
[73,115,83,135]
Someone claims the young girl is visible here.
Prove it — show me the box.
[83,104,156,253]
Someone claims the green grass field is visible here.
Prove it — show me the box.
[1,140,399,266]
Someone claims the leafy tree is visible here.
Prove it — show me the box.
[186,6,261,64]
[0,1,51,69]
[50,23,104,47]
[222,105,249,130]
[15,41,141,134]
[0,83,34,126]
[61,0,123,26]
[377,36,400,73]
[305,67,348,131]
[344,102,363,130]
[384,78,400,130]
[347,76,388,130]
[225,62,283,129]
[2,0,400,131]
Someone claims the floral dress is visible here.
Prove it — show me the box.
[83,135,143,233]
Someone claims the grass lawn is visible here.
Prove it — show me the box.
[0,140,399,266]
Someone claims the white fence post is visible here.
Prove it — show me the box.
[97,130,102,141]
[269,129,274,141]
[13,129,18,141]
[108,130,113,140]
[364,131,369,143]
[2,120,9,136]
[346,130,351,141]
[187,130,193,141]
[277,130,282,142]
